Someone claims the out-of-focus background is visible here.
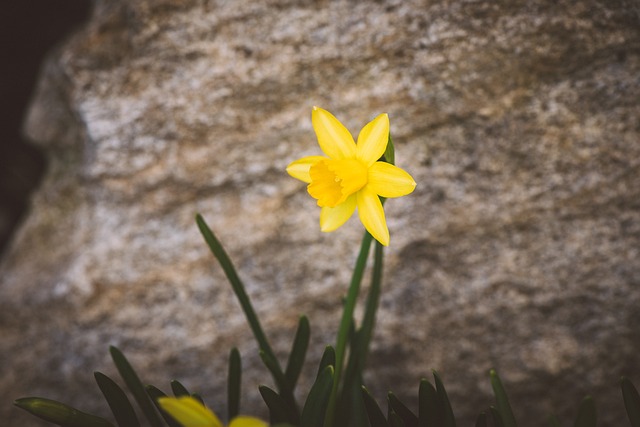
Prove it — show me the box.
[1,1,639,427]
[0,0,89,256]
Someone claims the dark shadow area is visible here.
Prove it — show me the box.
[0,0,91,256]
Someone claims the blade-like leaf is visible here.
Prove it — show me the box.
[573,396,596,427]
[389,410,406,427]
[622,377,640,427]
[191,393,205,406]
[383,134,395,165]
[490,370,517,427]
[228,348,242,420]
[14,397,114,427]
[94,371,140,427]
[146,385,182,427]
[489,406,505,427]
[196,215,281,373]
[170,380,190,397]
[433,371,456,427]
[475,412,488,427]
[300,366,335,427]
[317,346,336,378]
[361,386,388,427]
[259,350,289,398]
[285,315,310,392]
[110,346,163,427]
[388,392,418,427]
[259,385,293,425]
[547,415,561,427]
[418,379,440,427]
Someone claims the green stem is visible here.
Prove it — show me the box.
[356,240,384,374]
[324,231,373,427]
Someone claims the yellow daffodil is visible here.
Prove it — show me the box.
[157,396,267,427]
[287,107,416,246]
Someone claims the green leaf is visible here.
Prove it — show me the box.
[418,379,440,427]
[475,412,488,427]
[14,397,114,427]
[547,415,561,427]
[433,371,456,427]
[170,380,190,397]
[191,393,205,406]
[489,406,505,427]
[228,348,242,420]
[317,346,336,378]
[622,377,640,427]
[259,385,293,425]
[490,369,517,427]
[259,350,289,397]
[389,410,406,427]
[94,371,140,427]
[361,386,388,427]
[285,315,310,392]
[146,385,182,427]
[383,134,395,165]
[388,392,418,427]
[300,365,335,427]
[109,346,163,427]
[196,214,283,379]
[572,396,596,427]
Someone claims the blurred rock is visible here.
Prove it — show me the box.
[1,1,639,426]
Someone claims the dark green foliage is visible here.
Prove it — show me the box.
[622,377,640,427]
[110,346,164,427]
[146,385,182,427]
[94,372,140,427]
[572,396,596,427]
[418,379,440,427]
[489,406,505,427]
[14,215,640,427]
[362,387,388,427]
[285,315,311,392]
[317,346,336,378]
[260,385,294,425]
[383,134,395,165]
[300,366,334,427]
[433,371,456,427]
[388,393,418,427]
[170,380,190,397]
[14,397,114,427]
[547,415,561,427]
[490,369,517,427]
[388,410,405,427]
[228,347,242,420]
[475,412,488,427]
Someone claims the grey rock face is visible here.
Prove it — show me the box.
[2,1,639,425]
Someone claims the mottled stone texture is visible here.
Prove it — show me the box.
[2,0,639,425]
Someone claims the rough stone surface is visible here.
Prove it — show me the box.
[2,1,639,426]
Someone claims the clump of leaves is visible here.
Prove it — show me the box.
[14,216,640,427]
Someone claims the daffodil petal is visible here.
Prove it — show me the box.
[158,396,223,427]
[356,187,389,246]
[312,106,356,160]
[320,194,356,232]
[368,162,417,198]
[229,416,269,427]
[286,156,326,183]
[356,113,389,166]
